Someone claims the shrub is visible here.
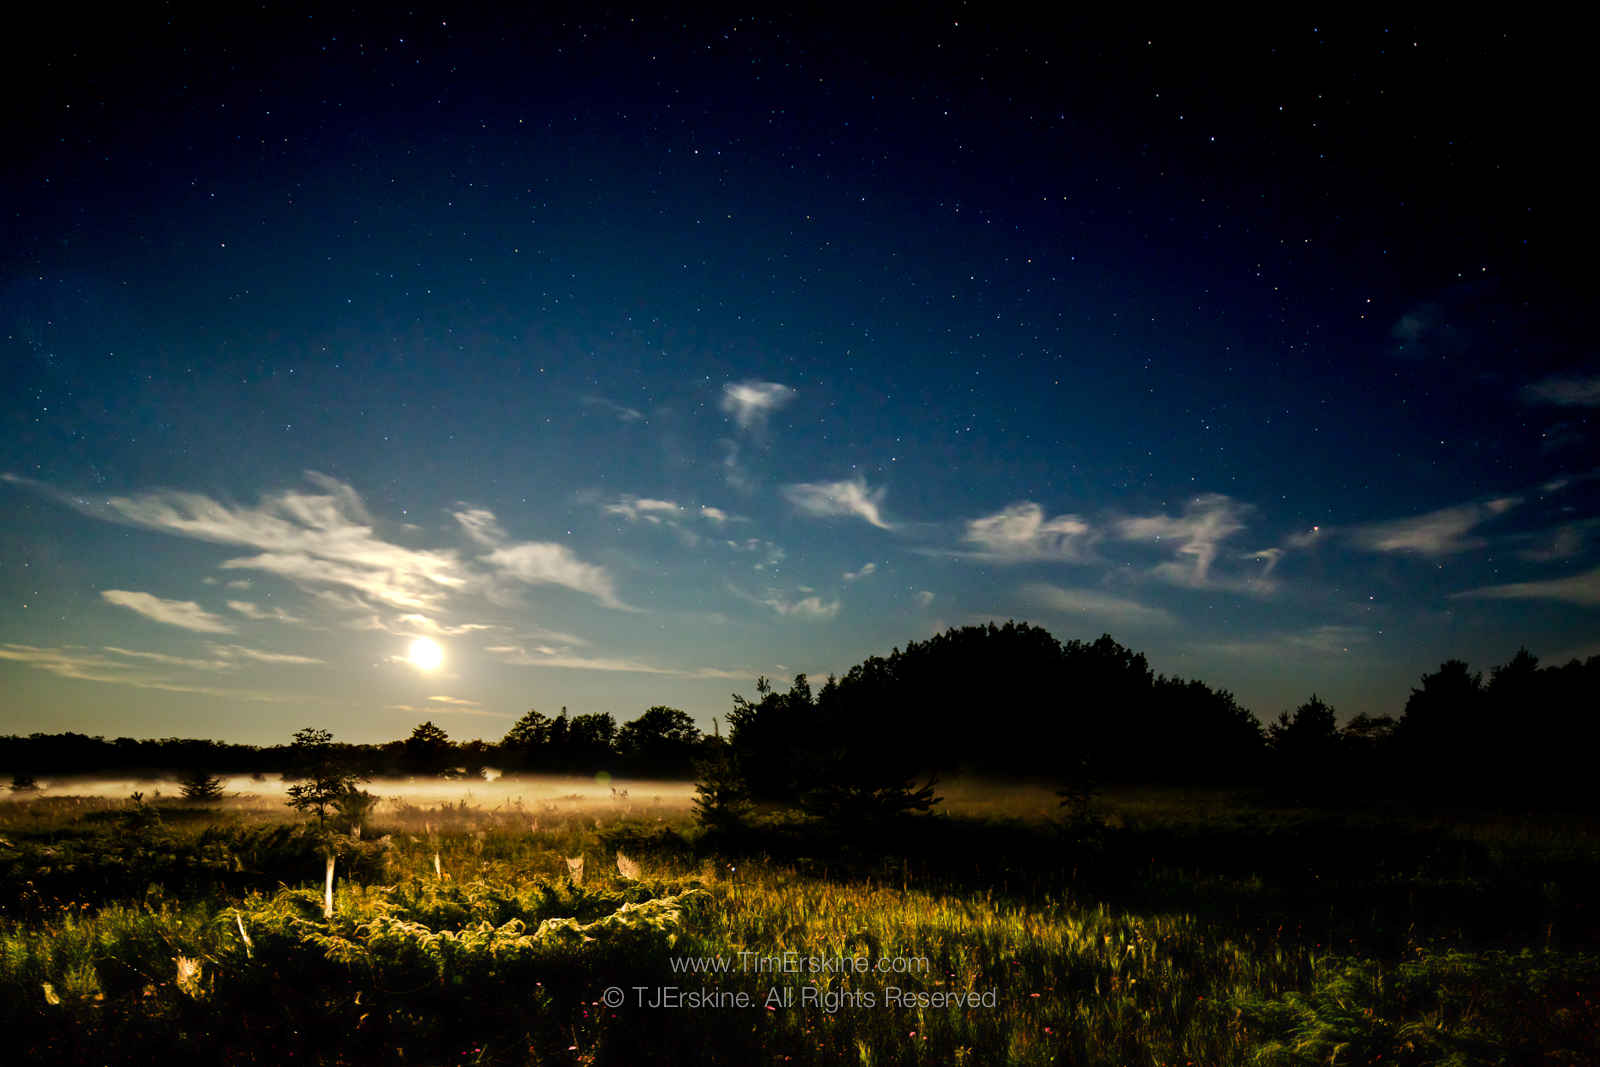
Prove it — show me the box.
[178,770,226,803]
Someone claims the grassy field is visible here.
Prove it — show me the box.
[2,781,1597,1065]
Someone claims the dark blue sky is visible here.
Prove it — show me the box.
[3,10,1595,743]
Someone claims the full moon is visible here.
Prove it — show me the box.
[407,637,444,672]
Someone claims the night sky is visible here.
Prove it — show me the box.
[3,10,1595,744]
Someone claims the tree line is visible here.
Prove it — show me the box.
[2,705,707,783]
[5,622,1597,810]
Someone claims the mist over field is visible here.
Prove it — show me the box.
[0,774,699,809]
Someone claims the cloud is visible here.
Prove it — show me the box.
[600,496,738,541]
[104,646,230,671]
[719,440,754,492]
[453,507,507,546]
[1285,526,1327,549]
[56,472,472,611]
[1114,494,1249,588]
[482,542,628,609]
[725,538,786,570]
[1349,497,1520,556]
[1452,565,1600,606]
[1250,548,1285,577]
[1388,302,1466,360]
[1022,583,1176,628]
[1285,625,1372,654]
[226,600,304,624]
[1191,624,1371,660]
[0,644,303,702]
[914,590,935,608]
[427,695,481,707]
[389,613,495,637]
[782,476,892,529]
[962,502,1094,562]
[102,590,235,633]
[720,380,795,430]
[1516,519,1600,563]
[385,703,512,719]
[484,644,746,678]
[604,496,683,524]
[843,562,878,582]
[210,644,325,665]
[760,593,841,619]
[1521,375,1600,407]
[581,394,645,422]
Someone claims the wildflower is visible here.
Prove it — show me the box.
[174,955,206,999]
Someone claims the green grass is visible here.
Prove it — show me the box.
[1,784,1597,1064]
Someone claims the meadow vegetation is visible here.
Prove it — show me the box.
[2,782,1596,1065]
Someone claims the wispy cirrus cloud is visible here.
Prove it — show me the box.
[720,380,795,431]
[598,495,739,548]
[1022,583,1176,628]
[11,472,472,611]
[483,542,629,610]
[1515,519,1600,563]
[765,594,840,619]
[1349,497,1519,556]
[1452,565,1600,606]
[210,644,325,665]
[392,613,497,637]
[453,507,507,547]
[604,496,684,524]
[1190,624,1372,661]
[732,584,842,620]
[843,562,877,582]
[782,476,891,530]
[580,394,645,423]
[1521,375,1600,407]
[724,538,786,571]
[1249,548,1285,577]
[483,643,746,678]
[385,702,512,719]
[0,644,305,702]
[104,646,230,671]
[1114,494,1250,588]
[10,471,627,630]
[961,502,1094,562]
[102,590,235,633]
[226,600,304,625]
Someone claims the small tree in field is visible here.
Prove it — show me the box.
[284,727,368,828]
[1056,755,1100,831]
[10,772,39,793]
[692,742,751,831]
[178,769,226,802]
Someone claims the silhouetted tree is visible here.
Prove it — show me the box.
[726,674,817,801]
[1269,695,1341,797]
[404,721,454,775]
[567,712,618,771]
[618,706,701,776]
[177,769,226,802]
[284,727,368,827]
[691,737,749,831]
[501,707,554,769]
[1397,659,1486,797]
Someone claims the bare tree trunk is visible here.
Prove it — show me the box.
[324,852,336,918]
